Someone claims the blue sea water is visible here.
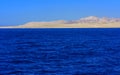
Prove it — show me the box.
[0,28,120,75]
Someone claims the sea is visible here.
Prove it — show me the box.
[0,28,120,75]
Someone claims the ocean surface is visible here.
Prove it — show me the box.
[0,28,120,75]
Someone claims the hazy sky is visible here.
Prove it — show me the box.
[0,0,120,26]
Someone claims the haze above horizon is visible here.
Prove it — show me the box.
[0,0,120,26]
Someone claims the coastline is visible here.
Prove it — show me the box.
[1,16,120,28]
[0,23,120,28]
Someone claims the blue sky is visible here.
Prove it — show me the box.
[0,0,120,26]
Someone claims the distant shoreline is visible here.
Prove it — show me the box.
[1,16,120,28]
[1,27,120,29]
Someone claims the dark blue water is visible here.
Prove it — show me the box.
[0,28,120,75]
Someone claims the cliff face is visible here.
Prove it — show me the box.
[1,16,120,28]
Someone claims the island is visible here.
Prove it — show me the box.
[1,16,120,28]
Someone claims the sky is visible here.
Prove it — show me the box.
[0,0,120,26]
